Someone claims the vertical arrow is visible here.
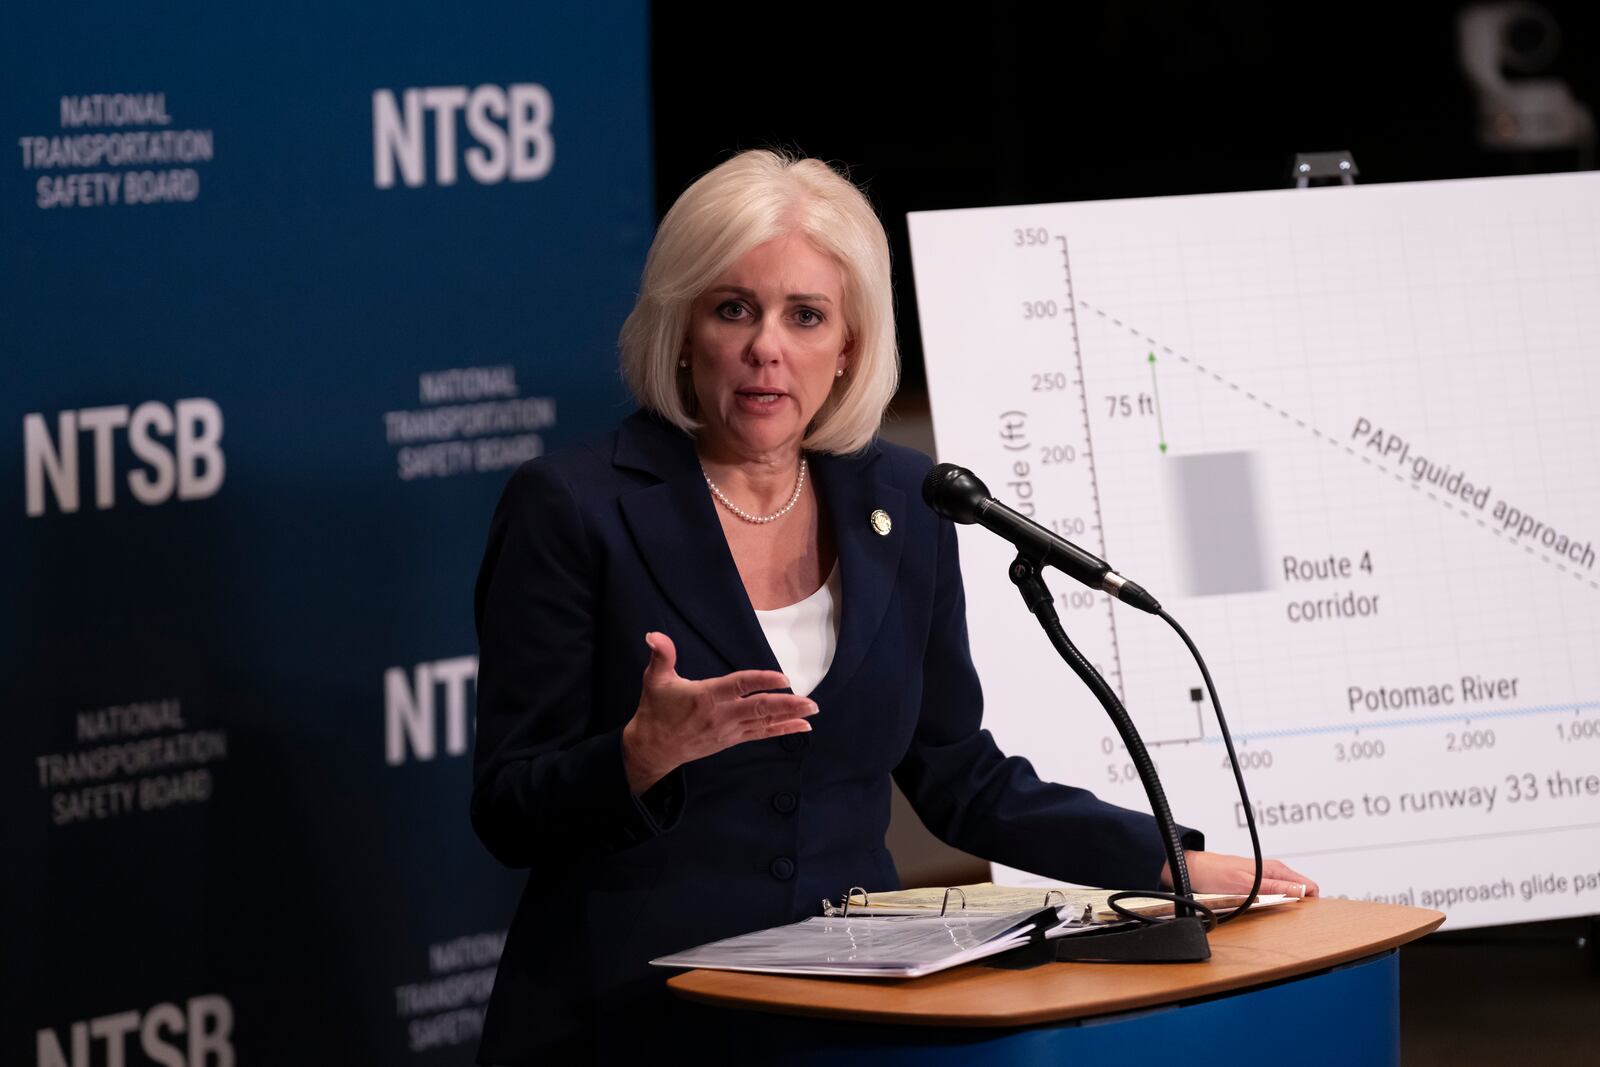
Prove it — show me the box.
[1148,352,1168,454]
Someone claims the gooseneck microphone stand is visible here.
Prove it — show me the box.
[922,462,1264,963]
[1005,554,1213,963]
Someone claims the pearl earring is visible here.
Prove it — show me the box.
[835,368,845,378]
[679,359,689,368]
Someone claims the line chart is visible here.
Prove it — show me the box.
[909,172,1600,928]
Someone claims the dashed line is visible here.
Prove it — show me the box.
[1076,296,1597,594]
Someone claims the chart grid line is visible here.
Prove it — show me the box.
[1207,698,1600,743]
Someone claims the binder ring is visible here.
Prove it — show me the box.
[842,886,869,916]
[940,887,967,916]
[1042,889,1066,908]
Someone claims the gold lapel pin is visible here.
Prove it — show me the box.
[870,508,892,536]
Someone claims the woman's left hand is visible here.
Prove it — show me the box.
[1161,851,1319,898]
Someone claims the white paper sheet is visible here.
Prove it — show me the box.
[651,908,1063,979]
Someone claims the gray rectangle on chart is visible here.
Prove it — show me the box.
[1166,452,1269,596]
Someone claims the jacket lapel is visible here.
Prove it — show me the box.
[615,413,780,674]
[808,446,905,703]
[613,411,908,694]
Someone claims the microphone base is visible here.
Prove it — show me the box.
[987,917,1213,969]
[1052,916,1212,963]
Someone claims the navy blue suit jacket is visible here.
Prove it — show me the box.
[471,410,1200,1063]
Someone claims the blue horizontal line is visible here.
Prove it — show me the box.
[1200,699,1600,744]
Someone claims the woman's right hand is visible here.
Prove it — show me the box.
[620,631,818,794]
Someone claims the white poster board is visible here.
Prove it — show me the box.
[908,172,1600,929]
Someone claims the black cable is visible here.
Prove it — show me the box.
[1013,562,1195,918]
[1106,890,1218,930]
[1011,555,1267,931]
[1158,608,1263,924]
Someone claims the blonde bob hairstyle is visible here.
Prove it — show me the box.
[620,150,899,455]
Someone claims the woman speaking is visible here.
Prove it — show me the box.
[470,150,1316,1063]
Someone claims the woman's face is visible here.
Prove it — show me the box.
[683,233,851,462]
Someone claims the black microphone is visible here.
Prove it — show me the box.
[921,463,1161,614]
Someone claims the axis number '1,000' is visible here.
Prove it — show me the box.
[1557,718,1600,742]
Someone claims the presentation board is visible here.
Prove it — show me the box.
[908,172,1600,929]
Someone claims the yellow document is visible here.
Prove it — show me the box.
[843,882,1288,922]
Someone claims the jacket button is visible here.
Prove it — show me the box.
[779,734,809,753]
[769,856,796,880]
[771,791,798,814]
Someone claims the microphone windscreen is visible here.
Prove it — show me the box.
[922,463,989,523]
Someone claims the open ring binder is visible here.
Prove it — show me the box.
[667,884,1294,978]
[940,887,966,916]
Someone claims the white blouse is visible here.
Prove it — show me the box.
[752,563,841,698]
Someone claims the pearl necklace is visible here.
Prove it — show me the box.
[703,458,808,524]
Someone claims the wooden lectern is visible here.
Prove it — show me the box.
[668,897,1442,1065]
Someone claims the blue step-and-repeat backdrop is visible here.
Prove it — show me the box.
[1,4,651,1062]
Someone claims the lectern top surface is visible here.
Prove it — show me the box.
[667,897,1442,1027]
